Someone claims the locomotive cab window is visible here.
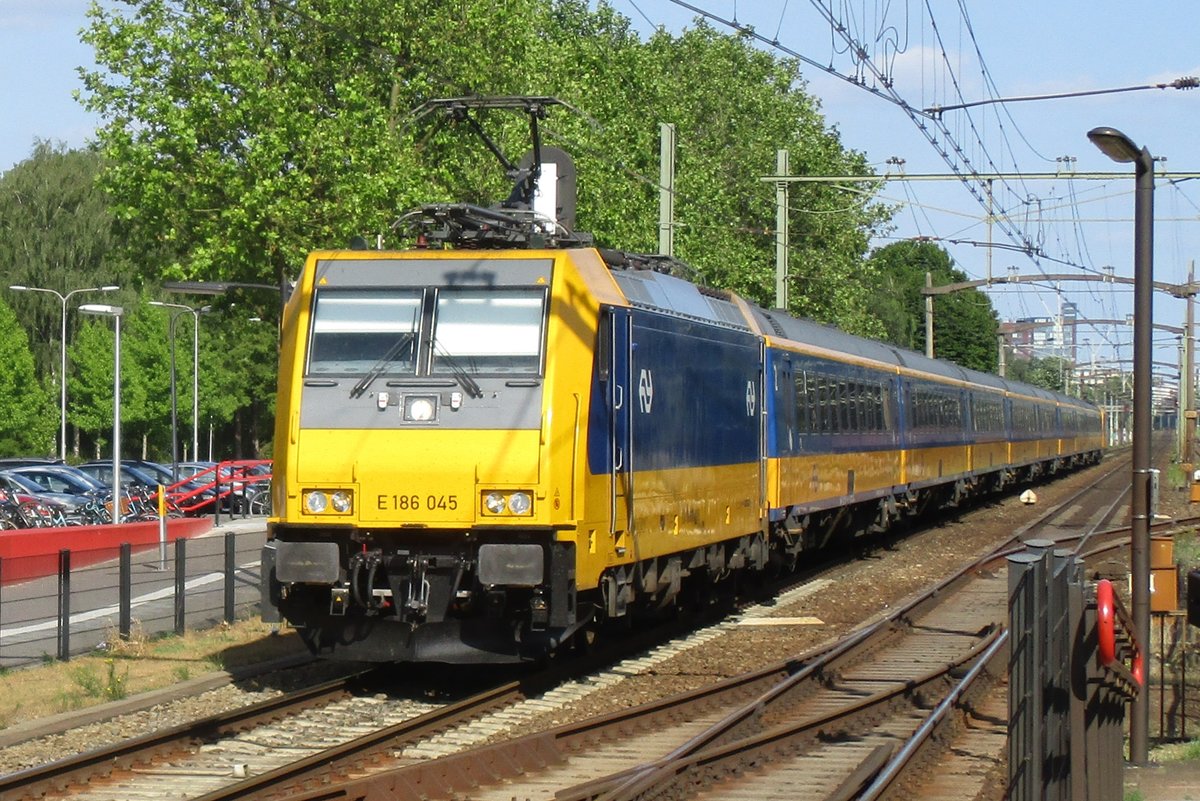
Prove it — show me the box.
[431,288,547,375]
[308,289,422,375]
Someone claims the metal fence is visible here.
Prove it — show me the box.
[1008,540,1142,801]
[0,530,266,669]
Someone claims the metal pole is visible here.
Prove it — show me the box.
[57,549,71,661]
[113,316,122,525]
[925,271,935,358]
[1129,143,1155,764]
[658,123,675,257]
[224,532,236,624]
[58,296,68,460]
[775,149,789,310]
[168,313,179,481]
[174,538,187,635]
[119,543,131,639]
[192,309,201,465]
[1185,261,1195,466]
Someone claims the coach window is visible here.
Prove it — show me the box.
[308,289,422,375]
[431,288,546,375]
[845,381,858,432]
[839,381,850,432]
[799,373,815,434]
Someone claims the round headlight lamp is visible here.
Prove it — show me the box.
[508,491,532,515]
[305,490,328,514]
[484,492,507,515]
[405,395,437,422]
[331,491,352,513]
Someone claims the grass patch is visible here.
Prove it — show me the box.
[0,619,305,730]
[1166,462,1188,491]
[1150,738,1200,762]
[1174,527,1200,568]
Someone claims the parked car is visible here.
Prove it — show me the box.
[115,461,216,514]
[77,462,164,491]
[0,456,67,470]
[7,464,109,497]
[4,465,112,524]
[0,470,90,522]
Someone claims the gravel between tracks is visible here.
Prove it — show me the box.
[1,451,1166,780]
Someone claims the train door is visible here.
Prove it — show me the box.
[607,307,634,541]
[770,349,791,509]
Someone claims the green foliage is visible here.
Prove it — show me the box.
[80,0,891,335]
[0,142,130,379]
[69,316,117,447]
[1007,355,1071,393]
[868,241,999,372]
[0,297,57,456]
[66,659,130,703]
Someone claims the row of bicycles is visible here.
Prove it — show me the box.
[0,486,182,530]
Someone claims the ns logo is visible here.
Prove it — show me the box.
[638,369,654,413]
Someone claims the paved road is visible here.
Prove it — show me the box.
[0,518,269,668]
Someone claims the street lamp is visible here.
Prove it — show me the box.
[149,301,211,476]
[7,284,119,460]
[78,304,123,524]
[1088,125,1154,765]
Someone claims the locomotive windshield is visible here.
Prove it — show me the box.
[308,289,422,375]
[431,288,546,375]
[306,284,547,378]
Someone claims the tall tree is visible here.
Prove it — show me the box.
[868,240,999,372]
[0,297,57,457]
[0,143,130,379]
[68,316,118,456]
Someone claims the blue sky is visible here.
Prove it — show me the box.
[3,0,1199,374]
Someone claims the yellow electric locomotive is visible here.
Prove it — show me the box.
[261,236,1102,663]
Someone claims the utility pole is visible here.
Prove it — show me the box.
[1184,260,1196,465]
[997,333,1007,378]
[775,149,789,309]
[925,271,934,358]
[985,178,994,283]
[658,123,675,257]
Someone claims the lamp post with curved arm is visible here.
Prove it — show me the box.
[78,304,123,523]
[7,284,119,459]
[1088,125,1154,765]
[149,301,211,477]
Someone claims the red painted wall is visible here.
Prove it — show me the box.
[0,518,213,585]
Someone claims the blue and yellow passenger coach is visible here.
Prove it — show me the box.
[263,245,1103,663]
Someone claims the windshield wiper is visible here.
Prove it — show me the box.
[432,340,484,399]
[349,332,416,399]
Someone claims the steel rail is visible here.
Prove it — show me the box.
[580,632,1007,801]
[0,671,374,801]
[188,680,522,801]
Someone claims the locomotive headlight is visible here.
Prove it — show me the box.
[484,492,507,515]
[331,490,353,513]
[304,490,328,514]
[303,488,353,515]
[481,490,534,516]
[403,394,438,422]
[507,491,532,515]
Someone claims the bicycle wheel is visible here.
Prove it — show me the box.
[249,489,271,516]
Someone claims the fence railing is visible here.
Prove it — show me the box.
[0,530,265,669]
[1008,539,1142,801]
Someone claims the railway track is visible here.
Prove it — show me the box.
[4,452,1180,801]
